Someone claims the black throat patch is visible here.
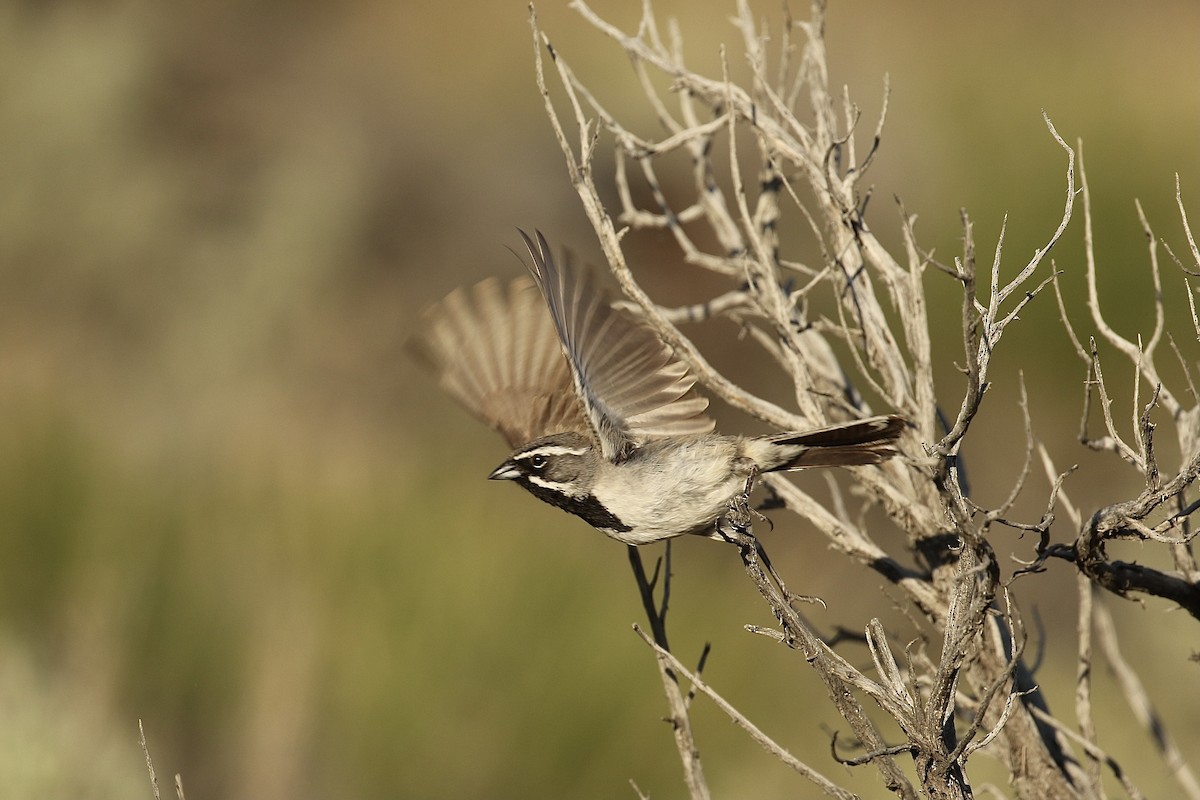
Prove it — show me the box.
[517,478,632,533]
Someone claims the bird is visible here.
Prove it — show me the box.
[407,230,905,545]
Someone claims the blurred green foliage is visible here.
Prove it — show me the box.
[1,1,1197,797]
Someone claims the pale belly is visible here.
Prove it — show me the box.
[589,437,754,545]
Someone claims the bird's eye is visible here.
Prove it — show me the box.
[530,455,547,469]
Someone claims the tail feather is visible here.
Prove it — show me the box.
[759,415,906,471]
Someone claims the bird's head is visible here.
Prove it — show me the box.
[488,432,599,498]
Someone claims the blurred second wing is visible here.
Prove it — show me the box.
[407,276,589,449]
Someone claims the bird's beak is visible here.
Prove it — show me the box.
[488,461,521,481]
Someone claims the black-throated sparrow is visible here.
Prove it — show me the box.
[408,231,904,545]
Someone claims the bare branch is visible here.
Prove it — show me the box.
[1094,601,1200,800]
[634,624,860,800]
[1073,577,1104,797]
[1174,174,1200,274]
[626,545,711,800]
[528,3,1200,798]
[1030,707,1147,800]
[140,720,161,800]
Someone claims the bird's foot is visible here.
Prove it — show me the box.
[726,465,772,532]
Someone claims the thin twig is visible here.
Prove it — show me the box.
[1094,600,1200,800]
[634,624,860,800]
[139,719,161,800]
[626,545,711,800]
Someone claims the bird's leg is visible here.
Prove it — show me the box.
[725,460,772,531]
[724,496,753,535]
[714,469,755,542]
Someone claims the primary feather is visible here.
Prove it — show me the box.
[406,276,588,448]
[408,232,715,456]
[518,229,714,462]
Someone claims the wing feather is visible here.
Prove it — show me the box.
[407,276,589,448]
[519,230,714,461]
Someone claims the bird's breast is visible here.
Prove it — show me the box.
[590,437,748,542]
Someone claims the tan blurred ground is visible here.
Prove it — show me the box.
[1,1,1198,797]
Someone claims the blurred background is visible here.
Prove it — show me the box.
[1,0,1198,797]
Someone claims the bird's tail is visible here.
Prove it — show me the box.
[755,415,906,471]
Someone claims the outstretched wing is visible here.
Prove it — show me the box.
[407,276,589,449]
[519,229,714,462]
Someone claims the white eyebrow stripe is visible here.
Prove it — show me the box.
[516,445,589,458]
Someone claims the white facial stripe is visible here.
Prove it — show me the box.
[516,445,589,459]
[527,475,578,494]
